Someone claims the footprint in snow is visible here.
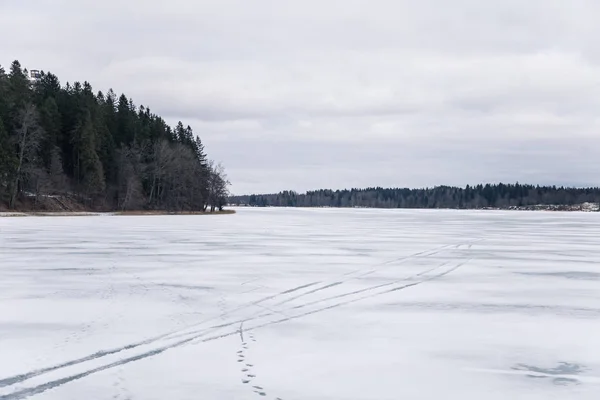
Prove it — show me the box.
[236,331,284,399]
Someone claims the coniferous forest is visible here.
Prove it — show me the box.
[4,60,598,213]
[230,184,600,210]
[0,61,229,212]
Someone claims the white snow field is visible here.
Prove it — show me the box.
[1,208,600,400]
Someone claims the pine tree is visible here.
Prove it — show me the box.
[0,65,10,122]
[8,61,31,107]
[183,125,194,146]
[0,66,14,201]
[33,72,61,103]
[116,94,133,145]
[73,111,105,195]
[76,111,105,196]
[94,91,116,184]
[193,135,210,208]
[174,121,186,143]
[0,117,17,201]
[38,97,62,168]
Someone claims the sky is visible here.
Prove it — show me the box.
[1,0,600,194]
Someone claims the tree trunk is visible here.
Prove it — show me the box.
[9,124,28,209]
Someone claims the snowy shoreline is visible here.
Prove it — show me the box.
[0,210,236,217]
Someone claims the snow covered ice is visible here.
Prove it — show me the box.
[1,208,600,400]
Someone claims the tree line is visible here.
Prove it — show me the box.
[230,183,600,209]
[0,61,229,211]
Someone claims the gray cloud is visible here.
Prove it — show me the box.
[1,0,599,193]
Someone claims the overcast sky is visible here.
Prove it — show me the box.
[1,0,599,194]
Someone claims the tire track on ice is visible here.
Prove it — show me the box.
[0,241,477,399]
[0,290,237,389]
[3,241,450,388]
[216,241,462,319]
[289,259,452,311]
[30,265,119,372]
[0,243,468,391]
[0,255,472,400]
[271,242,473,307]
[166,242,470,341]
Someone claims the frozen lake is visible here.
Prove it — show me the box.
[1,208,600,400]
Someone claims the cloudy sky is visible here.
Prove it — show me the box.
[1,0,599,194]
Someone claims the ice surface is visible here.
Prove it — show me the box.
[1,208,600,400]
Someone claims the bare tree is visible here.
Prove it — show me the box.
[148,140,198,210]
[9,103,43,208]
[48,146,68,193]
[28,166,49,209]
[148,140,172,208]
[117,144,146,210]
[18,147,69,210]
[207,161,230,212]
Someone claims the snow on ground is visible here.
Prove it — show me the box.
[1,208,600,400]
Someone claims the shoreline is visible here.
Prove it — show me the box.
[3,206,599,217]
[230,205,600,212]
[0,210,236,217]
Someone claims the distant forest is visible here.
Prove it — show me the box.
[0,60,229,211]
[230,184,600,209]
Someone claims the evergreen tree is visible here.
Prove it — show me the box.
[116,94,133,145]
[8,61,31,110]
[174,121,186,143]
[194,135,210,208]
[0,117,17,201]
[33,72,61,103]
[0,65,10,122]
[38,97,62,168]
[73,111,105,195]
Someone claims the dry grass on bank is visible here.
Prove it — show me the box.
[0,209,236,217]
[115,210,236,216]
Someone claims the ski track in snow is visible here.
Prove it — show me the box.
[0,240,476,400]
